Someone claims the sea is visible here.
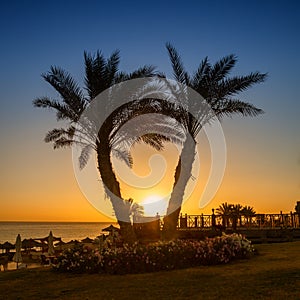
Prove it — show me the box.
[0,222,118,244]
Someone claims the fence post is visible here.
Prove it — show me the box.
[201,213,204,228]
[290,211,294,228]
[194,217,198,228]
[212,209,216,228]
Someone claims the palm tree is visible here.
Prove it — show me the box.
[216,202,232,227]
[231,204,243,230]
[241,205,256,227]
[33,50,164,243]
[123,198,144,224]
[163,43,267,239]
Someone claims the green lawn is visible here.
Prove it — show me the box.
[0,241,299,300]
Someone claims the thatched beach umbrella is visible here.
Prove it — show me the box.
[36,231,61,253]
[81,237,94,243]
[22,238,41,251]
[55,240,66,247]
[1,241,14,254]
[48,231,55,256]
[54,240,66,251]
[102,224,120,233]
[13,234,22,269]
[94,234,106,249]
[65,240,80,248]
[37,232,61,243]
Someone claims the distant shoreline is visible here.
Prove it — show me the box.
[0,221,117,224]
[0,222,118,244]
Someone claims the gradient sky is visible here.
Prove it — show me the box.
[0,0,299,221]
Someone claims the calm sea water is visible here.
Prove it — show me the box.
[0,222,118,244]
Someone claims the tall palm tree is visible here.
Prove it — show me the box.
[33,50,165,243]
[241,205,256,227]
[163,43,267,239]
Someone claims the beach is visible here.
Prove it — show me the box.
[0,222,118,271]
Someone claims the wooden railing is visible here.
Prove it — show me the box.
[177,212,300,229]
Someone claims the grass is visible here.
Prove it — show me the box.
[0,241,299,299]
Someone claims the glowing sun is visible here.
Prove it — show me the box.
[141,195,167,217]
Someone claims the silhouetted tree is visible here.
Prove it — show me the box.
[241,205,256,227]
[33,50,166,243]
[163,43,267,239]
[231,204,243,230]
[123,198,144,224]
[216,202,232,227]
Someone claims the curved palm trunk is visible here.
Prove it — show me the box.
[95,98,180,244]
[163,135,196,240]
[97,139,136,244]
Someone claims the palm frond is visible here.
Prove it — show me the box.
[44,127,75,143]
[128,65,157,79]
[42,66,86,116]
[214,98,264,118]
[192,56,210,89]
[105,50,120,86]
[84,50,106,100]
[33,97,78,121]
[53,137,74,149]
[166,43,190,85]
[113,71,129,83]
[209,54,237,83]
[216,72,268,98]
[138,133,166,151]
[78,144,93,170]
[111,148,133,167]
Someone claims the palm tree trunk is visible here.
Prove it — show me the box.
[222,216,226,227]
[232,217,237,230]
[163,135,196,240]
[97,140,136,244]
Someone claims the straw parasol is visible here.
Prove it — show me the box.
[66,239,80,245]
[54,240,66,251]
[1,241,14,254]
[13,234,22,269]
[35,231,61,254]
[22,238,41,251]
[47,231,55,256]
[102,224,120,232]
[36,232,61,243]
[81,237,94,243]
[54,240,66,247]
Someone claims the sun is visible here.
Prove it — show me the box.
[141,195,168,217]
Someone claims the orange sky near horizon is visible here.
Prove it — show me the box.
[0,115,299,222]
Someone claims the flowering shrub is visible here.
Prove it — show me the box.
[53,245,101,273]
[54,233,255,274]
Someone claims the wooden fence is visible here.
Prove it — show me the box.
[177,212,300,229]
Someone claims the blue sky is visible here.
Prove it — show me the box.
[0,0,299,221]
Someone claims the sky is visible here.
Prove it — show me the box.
[0,0,299,221]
